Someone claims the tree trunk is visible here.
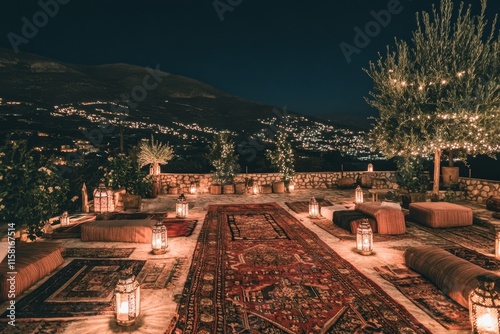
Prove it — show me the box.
[433,148,441,197]
[448,150,454,167]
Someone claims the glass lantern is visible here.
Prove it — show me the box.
[469,275,500,334]
[176,193,188,218]
[495,232,500,260]
[189,182,197,195]
[151,222,168,255]
[252,183,260,195]
[356,219,373,255]
[367,163,374,172]
[114,268,140,326]
[309,197,319,218]
[60,211,70,226]
[288,182,295,193]
[355,185,364,204]
[93,180,114,213]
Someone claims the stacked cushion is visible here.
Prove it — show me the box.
[356,202,406,234]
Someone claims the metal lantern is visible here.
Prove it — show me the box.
[309,197,319,218]
[60,211,70,226]
[355,185,364,204]
[356,219,373,255]
[252,183,260,195]
[114,268,140,326]
[189,182,197,195]
[93,180,114,213]
[495,232,500,260]
[176,193,189,218]
[367,163,374,172]
[288,182,295,193]
[151,222,168,255]
[469,275,500,334]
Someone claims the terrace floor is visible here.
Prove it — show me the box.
[1,188,499,334]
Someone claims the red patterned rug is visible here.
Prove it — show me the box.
[170,203,430,333]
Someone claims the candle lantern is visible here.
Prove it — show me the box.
[367,163,374,172]
[252,183,260,195]
[93,180,114,213]
[176,193,189,218]
[355,185,364,204]
[309,197,319,218]
[189,182,197,195]
[114,268,140,326]
[469,275,500,334]
[288,183,295,193]
[495,232,500,260]
[151,222,168,255]
[356,219,373,255]
[60,211,70,226]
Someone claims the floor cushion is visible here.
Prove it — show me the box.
[355,202,406,234]
[333,210,377,233]
[405,246,499,308]
[409,202,472,228]
[81,219,157,243]
[320,205,353,221]
[0,242,64,301]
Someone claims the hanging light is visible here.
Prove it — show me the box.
[469,275,500,334]
[355,185,364,204]
[93,180,114,213]
[309,197,319,218]
[252,183,260,195]
[495,232,500,260]
[176,193,188,218]
[60,211,70,226]
[367,163,373,172]
[189,181,197,195]
[114,268,140,326]
[151,222,168,255]
[356,219,373,255]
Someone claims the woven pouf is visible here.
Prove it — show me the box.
[409,202,472,228]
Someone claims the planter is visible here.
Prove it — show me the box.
[261,184,273,194]
[167,186,179,195]
[441,166,459,185]
[272,181,285,194]
[337,177,355,189]
[359,174,373,188]
[401,192,426,209]
[234,182,246,194]
[223,184,235,194]
[210,184,222,195]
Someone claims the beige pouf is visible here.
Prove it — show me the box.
[409,202,472,228]
[81,219,157,243]
[355,202,406,234]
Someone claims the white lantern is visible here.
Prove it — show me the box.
[114,269,140,326]
[93,180,114,213]
[288,182,295,193]
[356,219,373,255]
[309,197,319,218]
[60,211,70,226]
[176,194,188,218]
[469,275,500,334]
[355,185,364,204]
[495,232,500,260]
[252,183,260,195]
[189,182,197,195]
[151,222,168,255]
[367,163,374,172]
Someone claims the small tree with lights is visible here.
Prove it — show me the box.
[266,129,295,187]
[207,131,240,186]
[365,0,500,198]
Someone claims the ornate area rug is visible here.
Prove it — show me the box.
[7,258,183,318]
[61,247,135,258]
[0,320,76,334]
[161,219,198,238]
[171,203,430,333]
[375,265,470,330]
[284,199,333,213]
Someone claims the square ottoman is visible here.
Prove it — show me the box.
[355,202,406,234]
[320,204,353,221]
[333,210,377,233]
[81,219,157,243]
[409,202,472,228]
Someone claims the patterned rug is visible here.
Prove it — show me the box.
[284,199,333,213]
[375,265,470,330]
[7,258,183,318]
[62,247,135,258]
[0,320,76,334]
[171,202,430,333]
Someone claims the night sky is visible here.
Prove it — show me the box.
[1,0,499,123]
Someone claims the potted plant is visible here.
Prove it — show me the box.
[137,136,174,197]
[207,131,240,194]
[395,156,430,208]
[441,150,460,185]
[265,129,295,193]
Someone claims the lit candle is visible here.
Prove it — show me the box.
[477,312,497,334]
[118,301,129,321]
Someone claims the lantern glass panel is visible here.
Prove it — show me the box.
[309,197,319,218]
[469,276,500,334]
[355,185,364,204]
[356,220,373,255]
[176,194,188,218]
[114,270,140,326]
[151,222,168,254]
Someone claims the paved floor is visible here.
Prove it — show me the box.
[2,188,495,334]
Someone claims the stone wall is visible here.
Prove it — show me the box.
[459,177,500,203]
[158,171,398,194]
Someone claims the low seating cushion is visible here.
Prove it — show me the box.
[405,246,500,308]
[409,202,472,228]
[320,205,353,222]
[81,219,157,243]
[333,210,377,233]
[355,202,406,234]
[0,242,64,301]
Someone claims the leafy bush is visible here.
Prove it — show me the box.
[103,153,152,198]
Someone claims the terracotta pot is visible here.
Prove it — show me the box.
[359,174,373,188]
[337,177,355,189]
[223,184,235,194]
[234,182,246,194]
[210,184,222,195]
[272,181,285,194]
[261,184,273,194]
[441,166,459,184]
